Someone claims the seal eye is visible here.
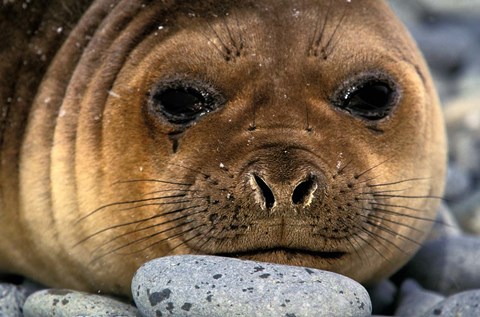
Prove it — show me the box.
[151,80,224,124]
[335,75,399,121]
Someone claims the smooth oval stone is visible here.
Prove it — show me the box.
[421,290,480,316]
[23,289,139,317]
[0,284,25,317]
[367,279,397,315]
[394,279,445,317]
[132,255,372,317]
[426,203,461,241]
[398,235,480,295]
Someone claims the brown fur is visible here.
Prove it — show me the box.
[0,0,446,297]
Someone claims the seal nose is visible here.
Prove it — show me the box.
[249,173,319,210]
[291,174,318,206]
[251,174,276,209]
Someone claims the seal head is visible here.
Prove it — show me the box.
[0,0,446,296]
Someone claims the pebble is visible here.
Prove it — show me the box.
[411,24,476,79]
[397,235,480,295]
[0,284,25,317]
[23,289,139,317]
[416,0,480,16]
[426,203,462,241]
[421,289,480,316]
[367,279,397,315]
[452,189,480,234]
[132,255,372,317]
[394,279,445,317]
[444,164,472,201]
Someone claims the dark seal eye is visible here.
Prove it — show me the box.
[334,74,399,121]
[150,79,225,124]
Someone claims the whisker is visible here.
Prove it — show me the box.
[372,193,443,200]
[345,235,364,264]
[76,194,191,223]
[350,175,381,187]
[322,2,348,58]
[189,229,215,253]
[368,177,431,188]
[353,227,391,264]
[370,202,429,213]
[119,223,208,257]
[167,163,213,179]
[90,222,206,263]
[354,156,393,179]
[336,158,354,175]
[233,11,244,50]
[167,231,206,255]
[365,220,422,248]
[308,1,323,55]
[360,188,413,195]
[75,204,207,247]
[142,189,201,197]
[357,212,426,235]
[221,13,240,55]
[206,20,231,57]
[315,0,331,49]
[361,223,408,256]
[91,207,208,254]
[114,179,192,186]
[114,198,205,213]
[370,206,439,223]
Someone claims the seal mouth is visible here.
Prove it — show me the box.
[216,247,346,260]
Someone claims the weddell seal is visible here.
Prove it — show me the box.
[0,0,446,296]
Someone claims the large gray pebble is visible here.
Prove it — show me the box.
[444,164,472,201]
[421,289,480,316]
[23,289,139,317]
[411,23,476,76]
[394,279,445,317]
[132,255,372,317]
[399,235,480,295]
[453,189,480,234]
[416,0,480,16]
[0,284,25,317]
[426,203,461,241]
[367,279,397,315]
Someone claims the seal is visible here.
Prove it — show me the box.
[0,0,446,296]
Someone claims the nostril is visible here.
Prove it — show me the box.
[253,174,275,209]
[292,175,318,206]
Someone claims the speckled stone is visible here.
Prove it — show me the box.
[394,279,445,317]
[23,289,139,317]
[421,289,480,316]
[0,283,25,317]
[132,255,372,317]
[398,235,480,295]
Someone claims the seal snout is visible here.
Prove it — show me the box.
[249,172,320,210]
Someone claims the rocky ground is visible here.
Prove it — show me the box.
[1,1,480,316]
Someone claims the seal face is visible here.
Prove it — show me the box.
[0,0,446,296]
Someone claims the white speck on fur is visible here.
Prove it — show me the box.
[108,90,120,98]
[336,152,344,169]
